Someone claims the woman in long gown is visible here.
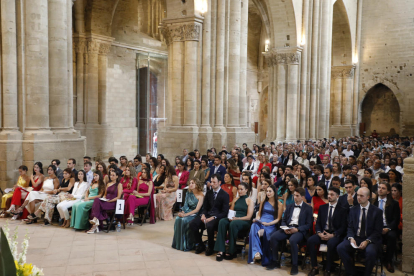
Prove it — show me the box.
[1,165,30,217]
[87,170,123,233]
[172,178,204,251]
[248,185,283,266]
[155,165,178,221]
[71,171,105,230]
[124,168,155,225]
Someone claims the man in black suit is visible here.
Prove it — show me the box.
[189,174,229,255]
[314,165,325,183]
[267,187,313,275]
[307,187,347,276]
[338,180,358,211]
[67,158,78,181]
[207,156,226,184]
[52,159,64,183]
[373,182,400,273]
[340,165,352,187]
[337,187,383,276]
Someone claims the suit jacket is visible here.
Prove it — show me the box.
[316,174,325,183]
[201,188,230,220]
[175,170,190,189]
[282,202,313,235]
[315,203,347,238]
[346,203,383,245]
[187,169,205,186]
[373,197,400,231]
[72,169,79,181]
[338,193,358,210]
[56,168,64,183]
[208,164,226,182]
[242,161,258,176]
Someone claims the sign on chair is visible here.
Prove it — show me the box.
[176,189,183,203]
[116,199,125,215]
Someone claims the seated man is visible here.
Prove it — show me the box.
[267,187,313,275]
[338,180,358,211]
[189,174,229,256]
[373,182,400,273]
[337,187,383,276]
[307,187,347,276]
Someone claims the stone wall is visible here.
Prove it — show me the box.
[402,157,414,272]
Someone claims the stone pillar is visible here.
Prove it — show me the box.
[239,0,248,127]
[1,0,19,131]
[309,0,320,140]
[331,67,343,126]
[86,40,100,125]
[74,37,86,128]
[98,43,111,125]
[342,66,355,126]
[25,0,50,131]
[299,0,310,141]
[171,40,183,126]
[275,53,287,142]
[263,53,275,141]
[402,157,414,272]
[215,0,225,127]
[49,0,69,130]
[285,51,301,142]
[67,0,74,128]
[353,0,363,135]
[184,38,199,126]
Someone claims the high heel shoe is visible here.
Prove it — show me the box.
[89,217,99,226]
[25,218,37,224]
[86,225,99,234]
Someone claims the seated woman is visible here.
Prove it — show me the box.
[227,159,241,187]
[304,175,317,204]
[360,177,377,203]
[283,178,299,212]
[56,171,89,227]
[200,159,210,182]
[96,161,108,181]
[185,157,194,172]
[176,161,189,189]
[153,165,166,193]
[120,166,138,202]
[248,185,283,266]
[71,171,105,230]
[124,168,155,226]
[187,160,205,187]
[22,165,60,224]
[155,165,179,221]
[87,170,123,234]
[222,173,237,206]
[1,165,30,217]
[172,178,204,251]
[10,162,45,220]
[256,179,271,205]
[32,168,76,225]
[391,183,403,231]
[215,182,254,261]
[311,182,328,231]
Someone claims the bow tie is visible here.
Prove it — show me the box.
[294,205,301,208]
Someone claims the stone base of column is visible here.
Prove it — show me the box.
[226,127,256,149]
[199,126,213,154]
[212,126,227,149]
[75,123,86,135]
[157,126,200,162]
[85,124,113,161]
[329,125,353,138]
[0,131,23,190]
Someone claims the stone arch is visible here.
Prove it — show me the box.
[360,83,401,136]
[332,0,352,66]
[84,0,119,36]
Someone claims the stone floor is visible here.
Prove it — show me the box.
[0,218,407,276]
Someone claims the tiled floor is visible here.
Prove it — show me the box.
[0,218,406,276]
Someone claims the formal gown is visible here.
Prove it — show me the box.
[26,179,55,203]
[90,183,119,226]
[172,192,200,251]
[277,185,286,204]
[70,186,99,230]
[124,180,155,224]
[248,201,277,266]
[214,195,251,254]
[155,176,177,221]
[1,176,28,209]
[304,188,313,203]
[312,196,327,232]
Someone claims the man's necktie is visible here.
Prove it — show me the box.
[213,191,217,200]
[328,206,333,231]
[326,180,330,189]
[379,199,384,210]
[360,208,366,238]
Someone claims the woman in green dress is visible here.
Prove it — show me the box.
[172,178,204,251]
[215,182,254,261]
[70,171,105,230]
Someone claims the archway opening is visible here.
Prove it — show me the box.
[361,83,400,136]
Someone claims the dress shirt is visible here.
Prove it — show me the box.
[357,202,370,237]
[214,165,220,174]
[325,202,337,230]
[290,201,303,226]
[86,170,94,185]
[378,197,389,228]
[343,149,354,158]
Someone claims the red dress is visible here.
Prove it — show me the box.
[121,177,138,202]
[222,184,235,203]
[229,169,241,187]
[312,196,327,233]
[253,163,272,185]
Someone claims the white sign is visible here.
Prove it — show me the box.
[115,199,125,215]
[154,194,157,208]
[176,189,183,203]
[203,185,207,196]
[227,210,236,220]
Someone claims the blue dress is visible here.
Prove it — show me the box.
[305,188,313,203]
[248,201,277,266]
[172,192,200,251]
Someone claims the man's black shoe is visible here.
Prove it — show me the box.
[266,261,280,270]
[290,265,299,275]
[308,268,319,276]
[205,248,214,256]
[386,262,395,273]
[195,244,206,254]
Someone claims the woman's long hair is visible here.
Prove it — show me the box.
[33,161,44,175]
[224,173,235,187]
[286,178,299,197]
[93,170,106,197]
[259,185,278,220]
[316,182,328,199]
[124,166,138,188]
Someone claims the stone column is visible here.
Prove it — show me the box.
[299,0,310,141]
[342,66,355,126]
[24,0,50,131]
[275,53,287,141]
[309,0,320,140]
[67,0,74,128]
[74,37,86,128]
[1,0,19,131]
[402,157,414,272]
[239,0,248,127]
[86,40,100,125]
[263,53,274,141]
[201,5,211,127]
[353,0,363,135]
[331,67,343,126]
[285,49,301,142]
[184,38,199,126]
[98,43,111,125]
[49,0,69,130]
[215,0,225,127]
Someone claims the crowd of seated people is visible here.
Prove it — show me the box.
[0,135,409,275]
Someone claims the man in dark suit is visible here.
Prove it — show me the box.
[67,158,78,181]
[337,187,383,276]
[373,182,400,273]
[207,156,226,184]
[314,165,325,183]
[307,187,347,276]
[189,174,229,256]
[338,180,358,211]
[340,165,352,187]
[267,187,313,275]
[52,159,64,183]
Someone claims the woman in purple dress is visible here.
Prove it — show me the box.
[87,170,123,234]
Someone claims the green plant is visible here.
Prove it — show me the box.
[0,227,17,276]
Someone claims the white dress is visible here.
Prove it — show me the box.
[26,179,55,203]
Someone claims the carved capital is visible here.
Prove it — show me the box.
[331,66,355,79]
[74,39,86,54]
[161,26,172,46]
[287,53,300,64]
[162,22,202,45]
[275,53,287,64]
[343,67,354,78]
[263,53,274,67]
[87,40,100,54]
[99,43,112,55]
